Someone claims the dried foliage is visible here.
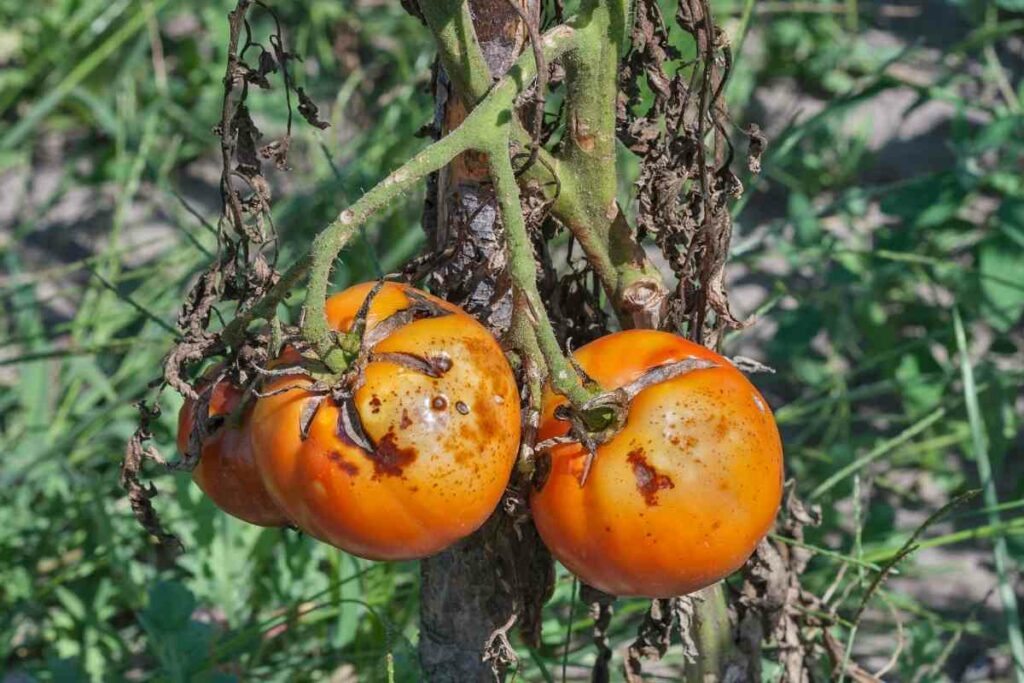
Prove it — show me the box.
[121,0,326,549]
[736,487,825,681]
[581,584,616,683]
[624,595,698,681]
[120,400,182,558]
[618,0,756,346]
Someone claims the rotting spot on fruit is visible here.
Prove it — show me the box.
[431,395,448,411]
[367,429,417,479]
[327,451,359,476]
[455,401,470,415]
[400,409,413,429]
[370,396,382,414]
[627,448,674,506]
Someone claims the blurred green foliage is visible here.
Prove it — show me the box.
[1,0,1022,680]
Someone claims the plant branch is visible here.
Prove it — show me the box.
[564,1,669,327]
[300,124,477,371]
[300,25,576,372]
[487,137,594,408]
[419,3,585,227]
[418,0,495,102]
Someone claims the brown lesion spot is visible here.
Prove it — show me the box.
[400,409,413,429]
[669,434,698,450]
[367,429,418,479]
[327,451,359,476]
[369,396,382,414]
[627,448,674,506]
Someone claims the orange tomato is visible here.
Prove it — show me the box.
[177,378,289,527]
[530,330,783,597]
[249,282,521,560]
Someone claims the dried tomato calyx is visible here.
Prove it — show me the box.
[289,288,458,456]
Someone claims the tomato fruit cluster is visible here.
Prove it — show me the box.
[177,282,521,560]
[177,285,782,596]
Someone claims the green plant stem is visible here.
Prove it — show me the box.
[417,0,565,175]
[301,124,476,371]
[685,584,734,682]
[487,137,594,407]
[422,0,665,325]
[559,0,667,326]
[417,0,494,102]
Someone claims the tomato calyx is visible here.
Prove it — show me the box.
[266,284,458,459]
[539,356,719,486]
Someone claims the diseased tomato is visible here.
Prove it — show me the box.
[177,378,290,527]
[249,282,521,560]
[530,330,783,598]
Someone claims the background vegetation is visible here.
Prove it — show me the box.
[1,0,1022,680]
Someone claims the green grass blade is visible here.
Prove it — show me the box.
[810,406,947,500]
[0,0,169,151]
[953,307,1024,681]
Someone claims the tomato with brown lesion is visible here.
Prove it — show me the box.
[530,330,784,598]
[176,377,290,528]
[249,282,522,561]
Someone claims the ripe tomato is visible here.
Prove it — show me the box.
[249,282,521,560]
[530,330,783,597]
[177,378,290,527]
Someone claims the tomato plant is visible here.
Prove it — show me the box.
[116,0,805,677]
[249,282,522,560]
[177,377,289,527]
[530,330,783,597]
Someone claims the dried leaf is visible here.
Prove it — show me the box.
[296,86,330,129]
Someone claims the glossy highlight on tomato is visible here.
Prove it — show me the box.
[249,282,521,560]
[530,330,783,598]
[177,378,290,527]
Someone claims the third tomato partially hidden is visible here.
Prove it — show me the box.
[530,330,783,598]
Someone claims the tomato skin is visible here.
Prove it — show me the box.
[530,330,783,598]
[177,380,290,527]
[249,282,521,560]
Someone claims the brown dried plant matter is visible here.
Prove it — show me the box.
[122,0,330,549]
